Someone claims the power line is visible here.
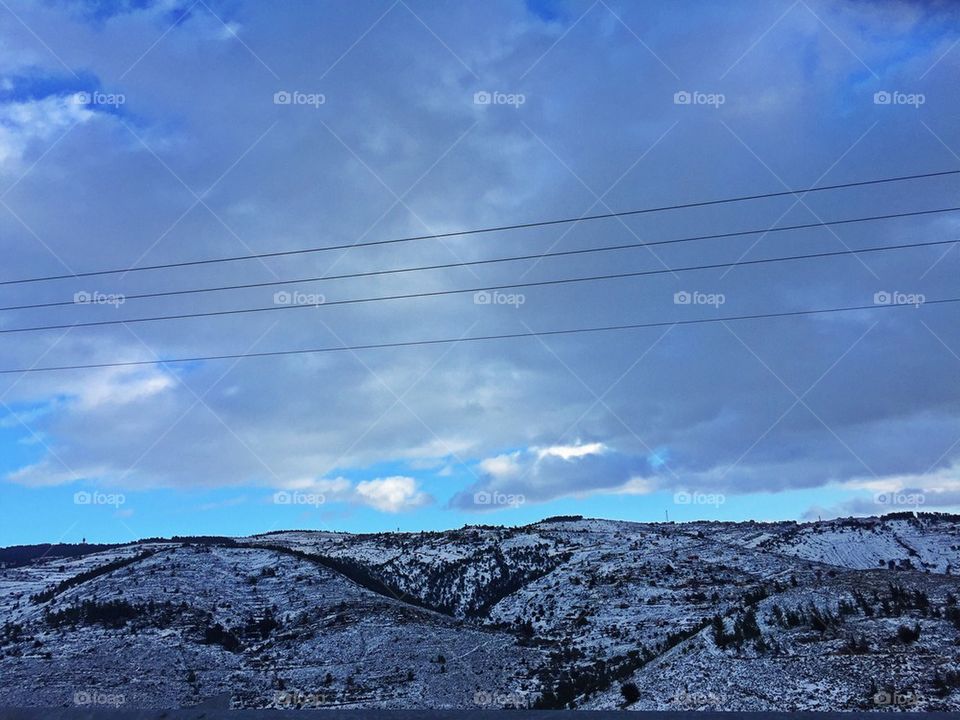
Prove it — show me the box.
[1,297,955,375]
[2,169,957,287]
[4,208,959,314]
[0,237,954,336]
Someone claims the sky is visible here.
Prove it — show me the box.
[0,0,958,545]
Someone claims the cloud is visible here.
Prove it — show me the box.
[71,367,176,409]
[449,442,655,510]
[7,459,109,487]
[0,405,53,429]
[277,475,432,513]
[0,0,956,527]
[535,441,606,461]
[802,461,960,519]
[0,94,93,164]
[354,476,432,513]
[478,451,523,479]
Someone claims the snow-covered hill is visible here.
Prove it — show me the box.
[756,515,960,573]
[1,513,959,711]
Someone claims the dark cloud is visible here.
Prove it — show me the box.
[447,443,655,510]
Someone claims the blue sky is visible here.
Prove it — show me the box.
[0,462,874,545]
[0,0,958,545]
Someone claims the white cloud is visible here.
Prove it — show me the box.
[478,451,522,478]
[6,459,109,487]
[611,476,657,496]
[72,368,176,410]
[0,95,93,166]
[355,476,432,513]
[535,442,607,461]
[803,461,960,519]
[836,463,960,495]
[285,476,353,497]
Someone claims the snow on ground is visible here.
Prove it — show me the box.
[2,513,959,710]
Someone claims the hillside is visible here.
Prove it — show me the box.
[1,513,959,711]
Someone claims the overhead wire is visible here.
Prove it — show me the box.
[1,169,956,287]
[0,297,955,375]
[0,237,954,335]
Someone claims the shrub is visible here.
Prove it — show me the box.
[203,623,241,652]
[620,682,640,705]
[896,623,920,644]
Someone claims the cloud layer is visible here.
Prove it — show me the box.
[0,0,957,523]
